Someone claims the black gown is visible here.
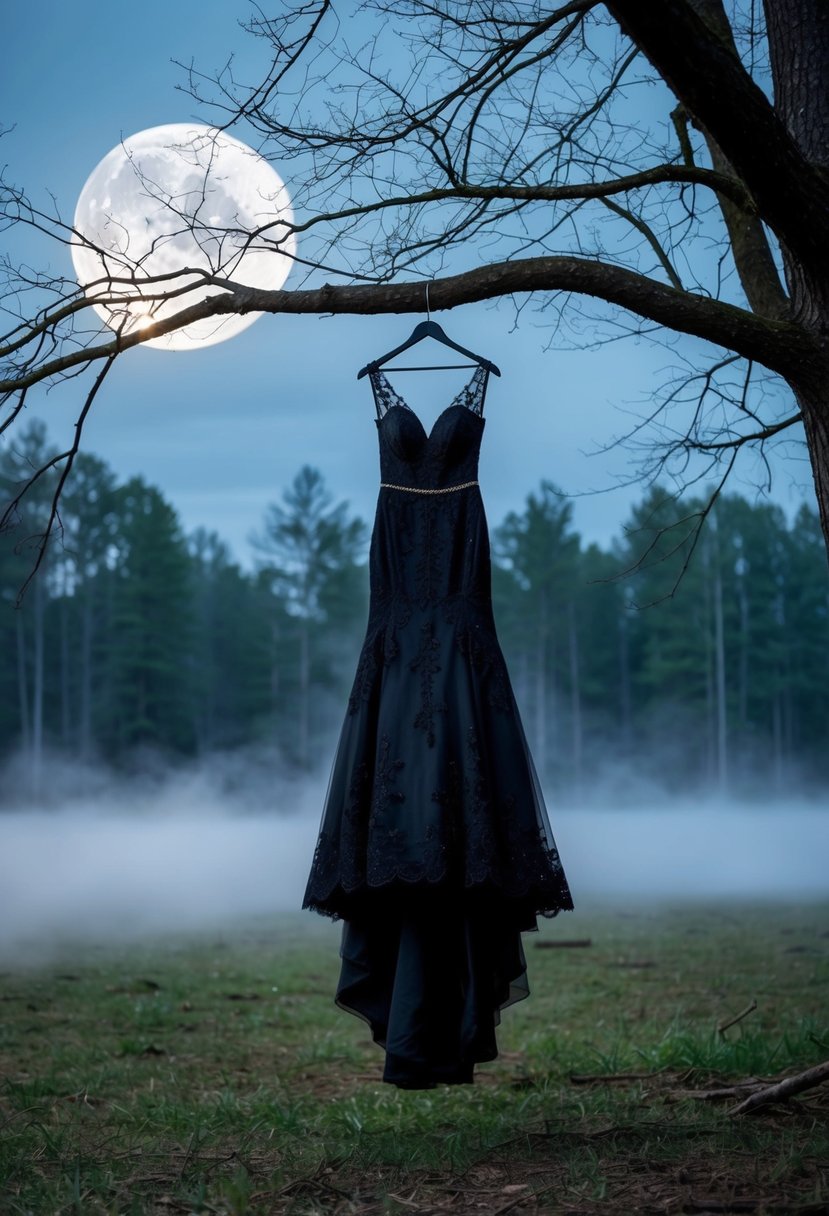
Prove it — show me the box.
[302,363,573,1088]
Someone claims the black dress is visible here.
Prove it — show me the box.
[302,363,573,1088]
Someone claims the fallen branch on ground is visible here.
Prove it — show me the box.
[728,1058,829,1116]
[570,1070,668,1084]
[534,938,593,949]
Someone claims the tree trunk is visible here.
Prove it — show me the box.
[737,569,749,735]
[763,0,829,555]
[534,619,547,781]
[618,598,633,750]
[713,559,728,793]
[709,510,728,793]
[16,611,29,754]
[705,588,716,787]
[568,601,583,796]
[80,593,93,762]
[298,618,310,770]
[772,688,784,792]
[796,383,829,561]
[31,572,44,799]
[60,593,71,747]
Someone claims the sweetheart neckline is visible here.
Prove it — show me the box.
[376,402,485,444]
[370,365,485,442]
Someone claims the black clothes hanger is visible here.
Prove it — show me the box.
[357,286,501,379]
[357,320,501,378]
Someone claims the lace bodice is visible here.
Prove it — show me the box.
[369,364,489,421]
[369,366,489,494]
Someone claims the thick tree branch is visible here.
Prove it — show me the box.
[605,0,829,277]
[0,257,814,396]
[677,0,790,320]
[697,130,790,319]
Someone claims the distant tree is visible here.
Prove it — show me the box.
[2,417,827,792]
[785,504,829,765]
[494,483,581,782]
[252,465,367,767]
[615,487,717,785]
[101,477,196,755]
[56,452,120,761]
[188,528,263,749]
[0,421,62,794]
[574,542,627,761]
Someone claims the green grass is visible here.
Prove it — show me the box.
[1,901,828,1214]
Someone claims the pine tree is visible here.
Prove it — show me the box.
[493,482,581,784]
[252,465,368,769]
[101,477,196,756]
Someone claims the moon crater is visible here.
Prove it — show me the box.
[72,123,296,351]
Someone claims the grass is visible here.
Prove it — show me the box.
[1,900,828,1214]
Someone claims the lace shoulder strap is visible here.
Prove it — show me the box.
[368,368,411,420]
[448,364,490,417]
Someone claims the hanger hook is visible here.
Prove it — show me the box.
[425,281,431,322]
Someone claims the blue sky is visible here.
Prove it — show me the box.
[2,2,815,567]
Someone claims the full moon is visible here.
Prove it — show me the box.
[72,124,296,351]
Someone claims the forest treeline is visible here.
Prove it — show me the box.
[2,420,828,800]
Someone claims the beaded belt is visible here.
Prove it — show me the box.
[380,479,479,495]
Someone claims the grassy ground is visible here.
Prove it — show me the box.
[1,900,828,1215]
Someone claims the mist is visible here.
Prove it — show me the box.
[1,750,827,967]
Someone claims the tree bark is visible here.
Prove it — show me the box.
[795,380,829,569]
[763,0,829,329]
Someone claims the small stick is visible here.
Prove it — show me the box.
[667,1079,766,1101]
[534,938,592,949]
[729,1058,829,1116]
[570,1070,665,1084]
[717,999,757,1035]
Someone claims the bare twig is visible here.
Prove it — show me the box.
[570,1070,668,1084]
[718,999,758,1035]
[728,1059,829,1116]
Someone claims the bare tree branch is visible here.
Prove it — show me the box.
[1,255,815,396]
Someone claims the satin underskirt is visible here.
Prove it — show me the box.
[334,883,534,1088]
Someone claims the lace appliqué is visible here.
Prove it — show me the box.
[412,492,463,608]
[454,611,514,715]
[366,732,448,884]
[369,364,489,422]
[302,725,574,923]
[448,364,488,416]
[347,595,414,715]
[409,618,447,747]
[369,369,414,420]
